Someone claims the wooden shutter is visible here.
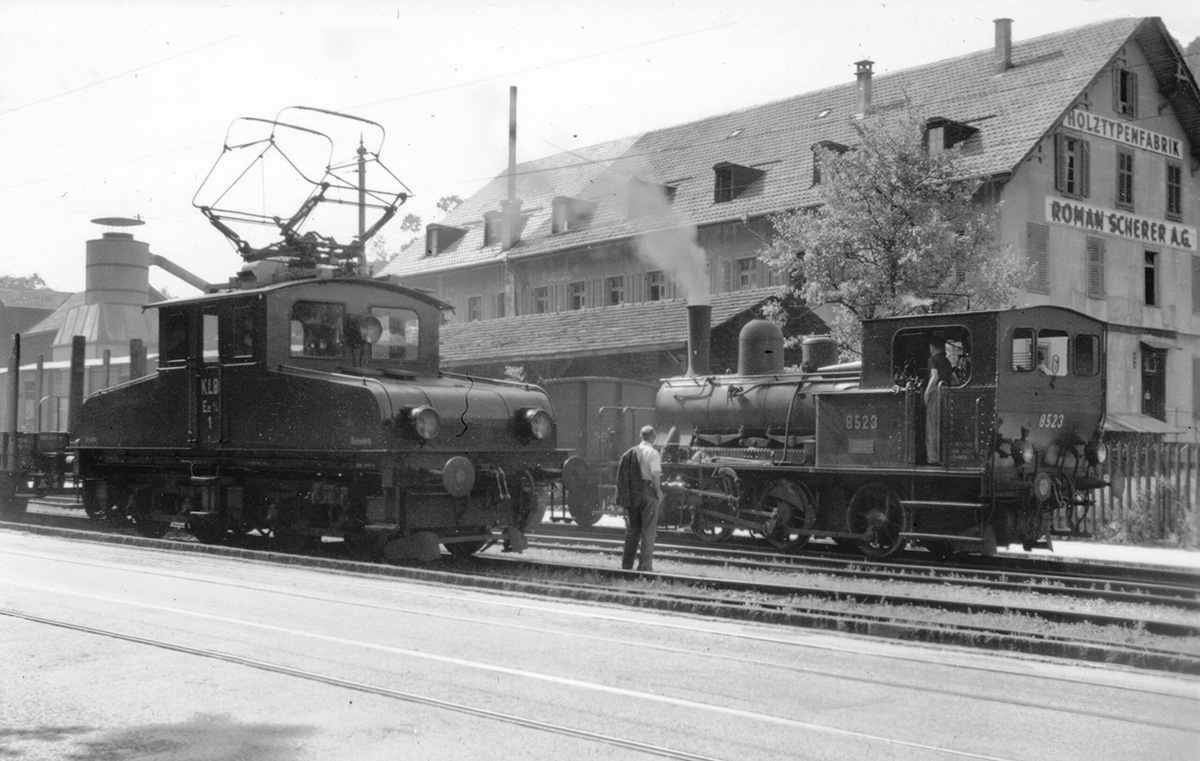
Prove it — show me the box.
[1086,237,1105,298]
[1080,139,1091,198]
[1027,223,1049,293]
[1054,134,1065,192]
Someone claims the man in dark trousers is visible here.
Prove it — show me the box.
[615,425,663,571]
[924,336,954,465]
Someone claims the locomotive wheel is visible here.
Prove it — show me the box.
[846,483,908,558]
[515,470,546,531]
[758,479,815,551]
[691,467,737,544]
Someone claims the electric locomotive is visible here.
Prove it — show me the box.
[657,303,1112,557]
[71,108,570,560]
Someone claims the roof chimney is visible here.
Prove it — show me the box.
[994,18,1013,73]
[854,60,874,118]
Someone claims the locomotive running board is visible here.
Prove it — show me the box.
[900,500,981,510]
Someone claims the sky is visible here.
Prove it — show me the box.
[1,0,1198,296]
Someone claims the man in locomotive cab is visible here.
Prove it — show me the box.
[616,425,664,572]
[924,336,954,465]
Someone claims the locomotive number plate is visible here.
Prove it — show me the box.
[1038,413,1065,428]
[845,414,878,431]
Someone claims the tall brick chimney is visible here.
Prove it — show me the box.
[994,18,1013,73]
[855,60,874,118]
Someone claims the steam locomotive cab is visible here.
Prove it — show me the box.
[76,275,563,559]
[658,304,1111,558]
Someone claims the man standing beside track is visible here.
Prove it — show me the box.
[616,425,663,572]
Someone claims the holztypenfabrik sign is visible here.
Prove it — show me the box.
[1045,197,1197,251]
[1063,109,1183,159]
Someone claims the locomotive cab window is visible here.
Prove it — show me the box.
[1073,333,1100,376]
[891,327,972,387]
[290,301,345,358]
[222,307,257,362]
[159,311,189,367]
[202,314,219,364]
[1012,328,1068,376]
[370,307,420,361]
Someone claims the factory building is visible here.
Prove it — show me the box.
[383,16,1200,440]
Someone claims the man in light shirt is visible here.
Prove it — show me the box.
[618,425,663,571]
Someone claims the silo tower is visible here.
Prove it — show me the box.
[50,217,158,363]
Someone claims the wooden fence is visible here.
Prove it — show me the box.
[1058,439,1198,543]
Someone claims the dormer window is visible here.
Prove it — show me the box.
[713,162,764,203]
[551,196,597,234]
[924,117,978,154]
[483,211,504,247]
[425,223,467,256]
[811,141,848,185]
[627,177,677,219]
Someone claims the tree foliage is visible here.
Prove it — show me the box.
[0,273,49,290]
[760,106,1025,354]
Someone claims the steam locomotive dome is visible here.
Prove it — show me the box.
[656,320,858,447]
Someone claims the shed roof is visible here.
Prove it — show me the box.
[440,287,785,367]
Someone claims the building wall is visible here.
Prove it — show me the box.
[1000,39,1199,438]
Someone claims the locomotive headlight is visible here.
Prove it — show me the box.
[407,406,441,440]
[1085,440,1108,465]
[521,408,554,440]
[1033,471,1055,503]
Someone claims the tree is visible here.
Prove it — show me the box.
[0,273,48,290]
[437,195,464,214]
[760,106,1025,355]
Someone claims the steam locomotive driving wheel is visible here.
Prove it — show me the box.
[758,479,815,551]
[690,466,738,544]
[846,482,908,557]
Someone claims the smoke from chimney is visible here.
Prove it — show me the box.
[628,181,710,305]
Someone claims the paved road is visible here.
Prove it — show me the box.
[2,527,1198,760]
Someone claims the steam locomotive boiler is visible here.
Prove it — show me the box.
[656,304,1112,558]
[67,107,572,560]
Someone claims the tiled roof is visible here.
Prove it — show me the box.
[384,18,1170,280]
[440,287,784,366]
[0,287,72,312]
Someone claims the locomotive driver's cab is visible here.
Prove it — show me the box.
[890,326,972,390]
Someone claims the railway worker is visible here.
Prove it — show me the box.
[616,425,664,572]
[924,336,954,465]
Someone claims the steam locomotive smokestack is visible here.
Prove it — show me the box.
[686,303,712,377]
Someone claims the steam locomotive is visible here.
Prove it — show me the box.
[650,303,1112,557]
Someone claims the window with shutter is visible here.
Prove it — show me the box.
[1167,163,1183,220]
[1086,237,1105,299]
[1114,66,1138,117]
[1027,223,1049,293]
[1054,134,1089,198]
[1116,151,1134,209]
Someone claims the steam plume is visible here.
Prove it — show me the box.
[628,180,710,305]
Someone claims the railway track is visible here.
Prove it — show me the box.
[523,532,1200,612]
[532,521,1200,597]
[5,512,1200,674]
